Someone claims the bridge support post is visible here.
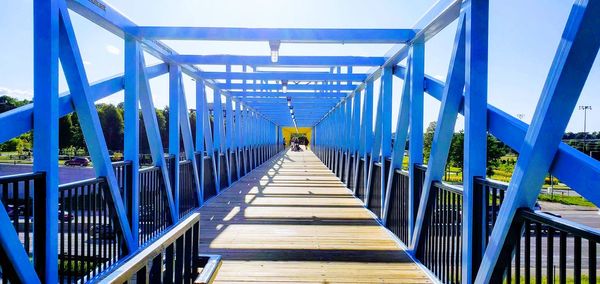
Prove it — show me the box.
[124,35,141,243]
[30,1,60,282]
[463,0,489,282]
[169,64,181,218]
[407,42,424,245]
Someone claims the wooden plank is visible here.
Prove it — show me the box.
[199,149,431,283]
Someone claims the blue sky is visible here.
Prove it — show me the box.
[0,0,598,132]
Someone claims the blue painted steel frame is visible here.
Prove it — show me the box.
[3,0,599,282]
[476,1,600,281]
[127,27,416,43]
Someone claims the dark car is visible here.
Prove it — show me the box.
[89,224,116,240]
[58,210,74,222]
[139,205,155,222]
[5,204,16,218]
[64,157,90,167]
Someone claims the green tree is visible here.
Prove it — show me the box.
[423,121,436,162]
[448,131,464,170]
[70,113,86,155]
[0,138,21,152]
[97,104,124,151]
[0,95,30,113]
[59,114,74,150]
[487,134,509,176]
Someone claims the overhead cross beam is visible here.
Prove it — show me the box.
[127,27,416,43]
[170,55,386,66]
[197,71,367,81]
[229,91,346,98]
[217,83,357,92]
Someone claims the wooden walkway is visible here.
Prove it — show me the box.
[199,149,432,283]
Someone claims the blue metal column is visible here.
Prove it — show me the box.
[380,67,393,216]
[169,64,181,218]
[360,83,374,198]
[124,35,140,242]
[366,79,384,211]
[213,91,225,191]
[463,0,489,282]
[30,0,59,282]
[196,81,206,204]
[407,42,424,243]
[225,96,234,184]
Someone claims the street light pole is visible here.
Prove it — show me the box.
[579,105,592,155]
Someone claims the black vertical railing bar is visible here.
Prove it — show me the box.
[138,166,171,247]
[178,160,197,218]
[475,177,600,284]
[0,172,45,254]
[368,162,382,218]
[414,179,463,284]
[385,169,411,245]
[55,176,124,283]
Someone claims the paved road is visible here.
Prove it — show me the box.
[0,163,95,184]
[539,201,600,229]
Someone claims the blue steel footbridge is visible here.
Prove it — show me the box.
[0,0,599,283]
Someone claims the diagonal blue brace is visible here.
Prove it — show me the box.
[410,15,466,251]
[57,3,136,252]
[382,59,412,226]
[476,0,600,281]
[179,80,203,210]
[138,51,178,224]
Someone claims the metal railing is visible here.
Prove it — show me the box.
[386,169,411,244]
[58,177,124,283]
[367,162,383,218]
[96,213,202,283]
[139,166,171,246]
[0,172,44,256]
[179,160,198,218]
[416,181,463,284]
[356,156,367,201]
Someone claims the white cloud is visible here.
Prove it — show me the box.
[0,87,33,100]
[83,60,92,66]
[105,44,121,55]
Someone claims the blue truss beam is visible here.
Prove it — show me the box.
[127,27,416,43]
[66,0,275,124]
[198,71,367,82]
[394,67,600,208]
[476,0,600,281]
[138,52,178,224]
[318,0,461,122]
[170,55,386,66]
[218,83,356,92]
[58,3,136,252]
[230,91,346,98]
[410,15,466,251]
[0,63,167,144]
[178,81,202,206]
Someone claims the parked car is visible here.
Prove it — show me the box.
[89,224,116,240]
[139,205,155,222]
[58,210,74,222]
[5,204,16,218]
[64,157,90,167]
